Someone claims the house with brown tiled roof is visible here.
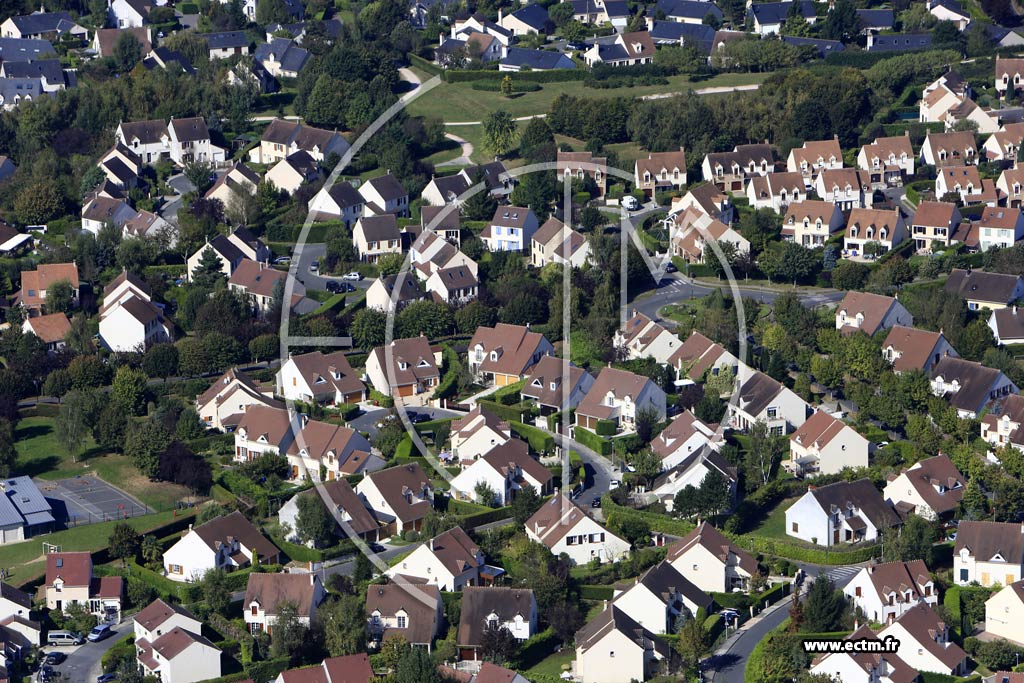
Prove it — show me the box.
[457,587,538,663]
[835,291,912,336]
[426,264,479,304]
[44,552,123,623]
[975,206,1024,251]
[228,259,307,316]
[815,168,873,211]
[450,439,553,505]
[647,444,737,512]
[611,559,711,634]
[279,478,382,543]
[98,272,170,353]
[93,27,150,57]
[842,560,937,624]
[244,573,326,635]
[649,410,720,471]
[997,166,1024,208]
[909,202,961,253]
[274,654,374,683]
[881,326,957,374]
[21,312,69,352]
[614,312,682,365]
[635,149,686,196]
[249,118,349,165]
[883,454,965,521]
[385,526,487,590]
[921,130,978,167]
[136,626,222,683]
[574,605,674,683]
[746,171,806,213]
[984,123,1024,162]
[785,478,901,547]
[809,624,917,683]
[935,165,998,206]
[468,323,553,386]
[985,582,1024,645]
[930,355,1016,419]
[670,183,734,224]
[701,143,775,193]
[356,463,434,536]
[530,216,590,268]
[782,200,844,248]
[996,56,1024,97]
[365,336,441,400]
[520,355,595,415]
[15,262,78,316]
[162,511,281,582]
[981,393,1024,453]
[277,350,366,405]
[844,207,907,256]
[366,582,443,651]
[954,520,1024,587]
[359,172,409,218]
[727,370,808,434]
[557,149,607,195]
[133,598,201,645]
[583,30,655,68]
[787,137,843,185]
[666,522,757,593]
[526,494,630,565]
[575,367,666,433]
[669,206,750,264]
[879,604,966,675]
[668,330,745,385]
[785,410,869,477]
[450,405,512,462]
[858,133,915,189]
[195,367,281,432]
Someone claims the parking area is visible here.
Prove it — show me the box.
[35,476,149,527]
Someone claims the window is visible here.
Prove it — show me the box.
[791,522,799,532]
[251,606,258,616]
[397,615,407,628]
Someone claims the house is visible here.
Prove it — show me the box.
[998,167,1024,209]
[809,624,917,683]
[366,336,441,400]
[468,323,553,386]
[205,162,260,206]
[449,15,513,46]
[134,599,202,648]
[277,350,365,405]
[353,215,401,263]
[0,38,54,63]
[250,119,350,165]
[186,236,243,283]
[881,326,957,375]
[44,552,122,622]
[787,137,843,185]
[98,278,170,354]
[136,626,222,683]
[981,393,1024,452]
[366,582,443,651]
[22,313,69,352]
[410,230,477,279]
[195,367,280,432]
[0,12,86,41]
[530,217,590,268]
[920,70,972,124]
[0,583,31,626]
[909,202,961,253]
[265,151,319,195]
[274,655,373,683]
[584,31,655,67]
[420,205,462,245]
[309,181,364,226]
[866,30,934,51]
[647,445,737,511]
[498,5,550,35]
[920,131,978,167]
[815,168,873,211]
[366,274,424,312]
[421,162,511,207]
[449,439,553,505]
[482,205,538,252]
[450,405,512,462]
[611,560,711,635]
[199,31,249,59]
[935,166,998,206]
[93,26,150,57]
[727,371,808,435]
[168,116,226,165]
[835,292,912,337]
[520,355,595,414]
[975,207,1024,251]
[0,221,30,257]
[747,0,815,35]
[575,367,666,433]
[229,260,307,317]
[162,511,281,582]
[928,0,970,27]
[955,520,1024,586]
[635,149,687,196]
[930,355,1017,419]
[526,494,630,565]
[666,522,757,593]
[669,207,750,264]
[671,183,734,224]
[785,478,901,547]
[234,406,378,481]
[435,31,504,66]
[669,330,744,384]
[427,265,478,304]
[115,119,169,164]
[992,304,1024,346]
[857,8,894,32]
[109,0,153,28]
[360,173,409,217]
[15,262,78,316]
[614,312,681,365]
[356,463,434,536]
[557,149,608,197]
[701,144,775,193]
[884,607,959,675]
[883,454,965,521]
[574,606,673,683]
[782,200,844,248]
[858,134,915,188]
[457,587,537,662]
[985,581,1024,645]
[244,573,326,635]
[746,171,806,212]
[279,479,381,543]
[997,56,1024,97]
[842,560,937,624]
[255,38,309,79]
[385,526,485,590]
[945,268,1024,311]
[144,46,196,75]
[785,410,869,478]
[656,0,722,24]
[984,123,1024,163]
[80,196,135,235]
[0,59,72,93]
[844,208,907,256]
[649,410,719,471]
[122,210,172,243]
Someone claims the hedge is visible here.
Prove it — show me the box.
[755,581,789,607]
[493,379,525,405]
[580,585,614,600]
[461,506,513,530]
[516,627,561,670]
[101,635,135,673]
[442,68,586,83]
[595,419,617,436]
[737,534,881,565]
[704,613,724,642]
[711,592,752,610]
[243,657,291,683]
[573,427,611,455]
[477,399,531,423]
[602,497,696,537]
[434,345,462,400]
[395,434,414,459]
[510,420,554,454]
[335,403,360,421]
[470,80,542,92]
[408,53,443,76]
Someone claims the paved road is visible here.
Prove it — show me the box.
[46,622,132,683]
[550,432,618,519]
[290,242,372,294]
[437,132,474,167]
[324,543,413,578]
[348,405,465,439]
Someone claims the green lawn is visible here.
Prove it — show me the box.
[16,415,97,480]
[525,648,575,678]
[752,496,800,540]
[406,72,769,123]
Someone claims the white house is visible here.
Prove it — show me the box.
[614,312,681,365]
[353,214,401,263]
[276,350,366,405]
[635,149,687,196]
[449,439,553,505]
[44,552,121,622]
[575,606,672,683]
[647,446,737,512]
[162,511,281,582]
[356,463,434,536]
[844,207,907,256]
[308,181,364,226]
[98,271,171,353]
[195,367,280,432]
[575,367,666,433]
[666,522,757,593]
[109,0,152,28]
[787,137,843,185]
[649,410,720,472]
[785,410,869,478]
[365,582,443,650]
[858,134,915,189]
[877,604,966,675]
[468,323,553,386]
[985,580,1024,645]
[935,166,997,206]
[745,171,806,213]
[809,624,916,683]
[244,573,326,635]
[815,168,873,211]
[930,355,1016,419]
[727,371,808,435]
[610,560,712,634]
[920,130,978,167]
[134,599,203,647]
[264,151,319,195]
[954,520,1024,587]
[981,394,1024,453]
[842,560,937,624]
[785,478,901,547]
[530,217,590,268]
[782,200,844,248]
[976,206,1024,251]
[525,494,630,565]
[482,205,538,252]
[385,526,484,591]
[836,291,912,336]
[250,119,349,166]
[670,330,745,384]
[882,454,965,521]
[457,587,537,660]
[450,405,513,462]
[359,173,409,217]
[882,325,958,375]
[136,627,222,683]
[984,123,1024,163]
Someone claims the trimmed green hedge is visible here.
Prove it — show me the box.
[580,585,614,600]
[408,53,443,76]
[395,434,414,459]
[603,497,696,537]
[434,345,462,400]
[477,399,532,423]
[705,613,724,641]
[442,68,586,83]
[737,534,881,565]
[243,657,291,683]
[510,420,554,454]
[461,506,512,530]
[335,403,360,420]
[595,419,617,436]
[711,592,752,610]
[573,427,611,455]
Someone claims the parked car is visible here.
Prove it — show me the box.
[87,624,112,642]
[325,281,342,293]
[720,608,739,623]
[622,195,640,211]
[609,480,621,490]
[368,542,385,553]
[97,674,118,683]
[591,496,601,508]
[343,272,363,281]
[406,411,429,424]
[44,653,66,666]
[338,282,356,292]
[310,260,319,273]
[47,631,84,646]
[273,256,291,265]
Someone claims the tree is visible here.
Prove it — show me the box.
[961,478,987,519]
[142,343,179,380]
[461,168,499,220]
[319,595,367,656]
[141,534,162,566]
[296,492,335,547]
[694,393,725,423]
[395,644,439,683]
[109,522,142,567]
[396,300,454,339]
[192,247,226,288]
[882,513,938,564]
[482,110,518,158]
[46,279,74,314]
[802,577,845,632]
[249,334,279,362]
[744,420,784,492]
[0,420,15,479]
[352,552,373,582]
[183,161,215,194]
[759,242,820,284]
[112,366,148,416]
[42,369,72,399]
[616,516,652,548]
[352,308,387,350]
[695,469,731,517]
[546,601,584,646]
[61,602,97,636]
[197,569,231,617]
[480,623,518,665]
[519,117,556,162]
[474,481,500,507]
[55,390,93,462]
[80,165,106,199]
[15,182,63,224]
[124,419,172,478]
[676,615,709,673]
[270,602,310,662]
[113,30,142,71]
[821,0,859,41]
[634,405,660,442]
[511,484,542,526]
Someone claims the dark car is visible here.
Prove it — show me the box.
[368,542,385,553]
[591,496,601,508]
[97,674,118,683]
[567,41,586,50]
[325,281,341,293]
[665,262,677,273]
[339,282,356,293]
[44,653,66,666]
[406,411,429,424]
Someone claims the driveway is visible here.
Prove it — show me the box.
[166,174,196,196]
[550,432,617,520]
[45,622,132,683]
[323,542,415,578]
[290,242,373,294]
[348,405,465,439]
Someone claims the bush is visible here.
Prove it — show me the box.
[510,420,555,454]
[335,403,360,420]
[573,427,611,455]
[101,635,136,673]
[595,419,617,436]
[579,585,614,600]
[243,657,291,683]
[460,506,513,529]
[477,399,531,423]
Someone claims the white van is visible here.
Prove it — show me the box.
[47,631,83,646]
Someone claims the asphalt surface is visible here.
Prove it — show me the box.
[290,242,372,294]
[44,622,132,683]
[347,405,466,439]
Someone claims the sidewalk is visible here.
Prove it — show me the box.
[463,384,501,407]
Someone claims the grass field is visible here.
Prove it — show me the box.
[406,72,770,123]
[525,648,574,678]
[752,496,800,540]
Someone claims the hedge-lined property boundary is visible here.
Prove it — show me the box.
[573,427,612,455]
